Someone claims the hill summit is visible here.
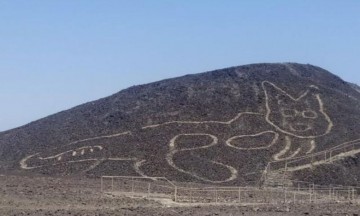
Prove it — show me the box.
[1,63,360,186]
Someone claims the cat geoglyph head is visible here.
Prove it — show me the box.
[262,81,333,138]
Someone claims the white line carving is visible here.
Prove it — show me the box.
[285,148,360,172]
[263,81,333,139]
[273,136,291,161]
[20,145,104,170]
[226,131,279,150]
[263,80,335,161]
[165,134,237,183]
[19,80,359,184]
[142,112,262,129]
[306,140,316,154]
[66,131,132,146]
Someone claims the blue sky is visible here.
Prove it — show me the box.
[0,0,359,131]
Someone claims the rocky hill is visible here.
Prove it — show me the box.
[1,63,360,186]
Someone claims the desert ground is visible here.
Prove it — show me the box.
[0,174,359,216]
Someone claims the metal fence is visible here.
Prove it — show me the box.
[101,176,175,199]
[266,141,360,173]
[176,186,359,204]
[100,176,360,205]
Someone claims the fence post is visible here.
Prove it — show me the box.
[329,151,332,163]
[266,163,271,183]
[311,155,314,167]
[325,151,327,161]
[148,183,151,197]
[283,161,288,186]
[309,184,312,203]
[111,177,114,192]
[335,191,338,201]
[101,176,103,193]
[293,191,296,204]
[190,189,193,203]
[174,186,178,202]
[268,163,271,173]
[215,189,218,203]
[131,177,134,197]
[284,186,287,204]
[238,187,241,203]
[313,184,316,203]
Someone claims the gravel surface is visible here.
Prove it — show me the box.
[1,175,359,215]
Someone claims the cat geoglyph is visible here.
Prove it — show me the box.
[20,81,339,183]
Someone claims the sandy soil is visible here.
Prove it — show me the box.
[0,174,359,216]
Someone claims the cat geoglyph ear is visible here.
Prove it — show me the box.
[292,84,324,110]
[262,81,296,106]
[262,81,319,103]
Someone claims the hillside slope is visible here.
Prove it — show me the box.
[1,63,360,185]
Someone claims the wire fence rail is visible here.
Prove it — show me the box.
[100,176,360,205]
[266,141,360,174]
[256,141,360,189]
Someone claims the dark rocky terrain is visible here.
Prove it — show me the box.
[1,63,360,187]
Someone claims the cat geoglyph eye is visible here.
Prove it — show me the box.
[302,110,318,119]
[280,109,297,117]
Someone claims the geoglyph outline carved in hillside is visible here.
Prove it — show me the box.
[19,80,359,183]
[226,131,279,150]
[19,131,133,170]
[165,133,238,183]
[263,81,333,139]
[269,138,360,173]
[262,81,334,161]
[141,112,262,129]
